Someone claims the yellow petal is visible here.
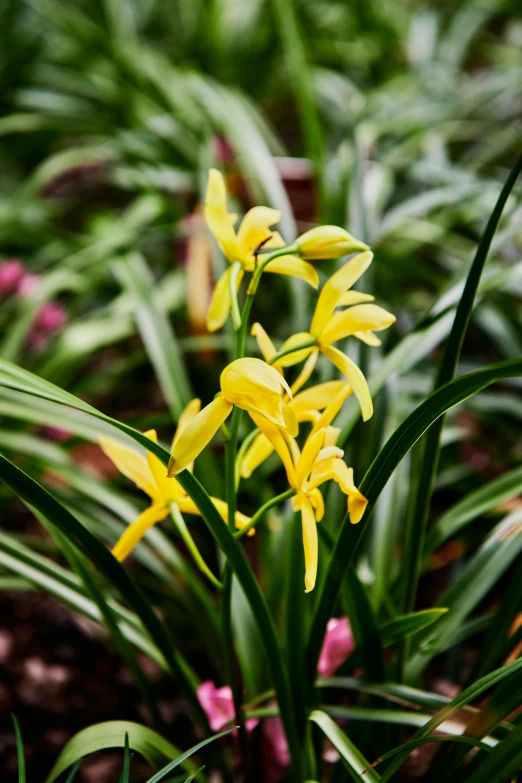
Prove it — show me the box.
[240,432,274,478]
[338,291,375,306]
[310,251,373,337]
[143,429,182,505]
[282,402,299,437]
[178,495,252,533]
[291,380,350,417]
[204,169,240,261]
[310,385,353,434]
[308,488,325,522]
[289,350,319,395]
[221,357,291,426]
[168,395,233,475]
[296,225,369,260]
[207,265,244,333]
[237,206,282,265]
[300,493,318,592]
[264,256,319,289]
[320,304,396,346]
[276,332,316,368]
[99,437,158,502]
[172,399,202,449]
[296,428,326,488]
[250,412,297,486]
[321,345,373,422]
[324,425,341,447]
[251,322,277,362]
[112,504,168,561]
[308,458,368,524]
[355,330,382,347]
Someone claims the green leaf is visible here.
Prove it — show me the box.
[380,609,449,646]
[343,566,385,681]
[0,454,206,731]
[307,357,522,684]
[309,710,380,783]
[12,715,25,783]
[364,735,493,775]
[463,722,522,783]
[425,465,522,553]
[144,729,235,783]
[119,733,131,783]
[46,721,189,783]
[113,252,191,418]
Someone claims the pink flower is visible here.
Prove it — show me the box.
[17,273,40,298]
[197,680,258,734]
[317,617,354,678]
[262,714,290,778]
[0,260,25,295]
[34,301,67,333]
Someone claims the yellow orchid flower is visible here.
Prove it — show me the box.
[100,401,250,561]
[295,225,369,259]
[168,358,292,476]
[256,251,396,422]
[248,386,367,592]
[204,168,320,332]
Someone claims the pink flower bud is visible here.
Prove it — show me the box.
[0,260,25,295]
[317,617,354,678]
[34,302,67,334]
[197,680,258,734]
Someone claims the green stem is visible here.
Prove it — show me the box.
[268,338,317,366]
[170,504,223,590]
[235,488,296,539]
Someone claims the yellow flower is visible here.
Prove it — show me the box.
[168,358,292,476]
[204,169,320,332]
[100,400,250,560]
[249,387,367,592]
[296,225,369,259]
[257,251,396,422]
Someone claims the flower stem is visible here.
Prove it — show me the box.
[169,503,223,589]
[235,488,296,539]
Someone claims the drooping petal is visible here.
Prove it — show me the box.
[308,487,325,522]
[112,504,168,561]
[99,437,158,502]
[204,169,241,261]
[250,412,297,486]
[168,395,233,475]
[264,256,319,289]
[240,432,274,478]
[172,399,202,449]
[296,428,326,488]
[251,322,277,362]
[178,495,253,534]
[296,225,369,260]
[144,429,183,505]
[310,251,373,337]
[337,291,375,306]
[206,266,244,333]
[289,350,319,395]
[237,206,282,265]
[291,380,349,416]
[300,493,319,593]
[308,458,368,524]
[310,385,353,434]
[354,330,382,346]
[321,345,373,422]
[320,303,396,346]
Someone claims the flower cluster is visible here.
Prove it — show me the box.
[103,169,395,592]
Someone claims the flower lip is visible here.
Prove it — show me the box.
[296,225,369,260]
[221,357,292,401]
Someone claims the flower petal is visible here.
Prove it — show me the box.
[354,330,382,347]
[292,380,350,417]
[168,395,233,475]
[250,412,297,486]
[204,169,240,261]
[144,429,183,505]
[337,291,375,306]
[300,493,318,592]
[251,322,277,362]
[178,495,252,534]
[308,458,368,524]
[289,350,319,395]
[172,399,202,449]
[112,504,168,561]
[310,251,373,337]
[207,266,244,333]
[310,385,353,434]
[320,303,396,346]
[237,206,282,265]
[265,256,319,289]
[276,332,316,368]
[99,436,158,502]
[240,432,274,478]
[321,345,373,421]
[296,428,326,488]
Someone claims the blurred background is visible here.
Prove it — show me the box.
[1,0,522,779]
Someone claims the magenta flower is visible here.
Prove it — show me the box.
[317,617,354,678]
[197,680,258,734]
[34,301,68,333]
[0,260,25,295]
[17,273,40,298]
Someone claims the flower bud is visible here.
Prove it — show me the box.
[220,357,291,427]
[296,226,369,260]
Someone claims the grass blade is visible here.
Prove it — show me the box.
[144,729,235,783]
[309,710,380,782]
[11,715,25,783]
[461,721,522,783]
